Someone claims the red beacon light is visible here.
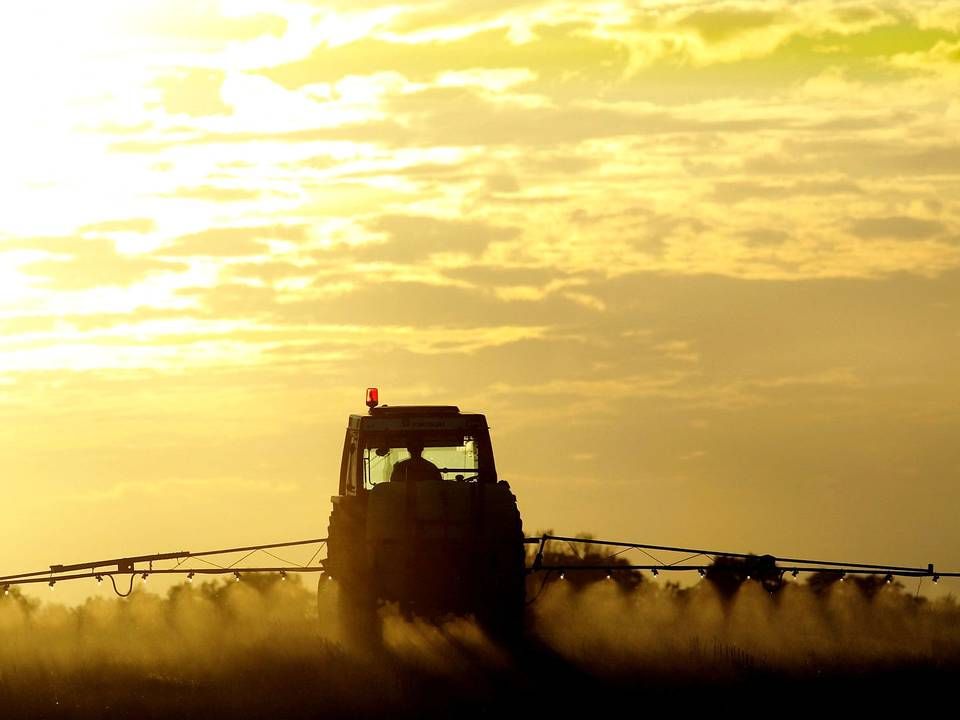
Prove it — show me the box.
[366,387,379,410]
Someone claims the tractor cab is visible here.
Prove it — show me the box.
[337,398,498,496]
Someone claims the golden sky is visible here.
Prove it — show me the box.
[2,1,959,598]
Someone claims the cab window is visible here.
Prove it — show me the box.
[362,433,478,488]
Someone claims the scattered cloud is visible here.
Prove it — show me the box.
[258,24,628,88]
[676,8,783,44]
[15,237,186,290]
[849,216,946,240]
[354,214,522,262]
[164,185,262,201]
[79,218,156,234]
[162,226,306,257]
[154,68,232,117]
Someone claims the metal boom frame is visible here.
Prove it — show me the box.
[1,533,957,597]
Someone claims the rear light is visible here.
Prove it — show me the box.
[366,387,379,409]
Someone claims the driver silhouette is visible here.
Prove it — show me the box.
[390,442,442,482]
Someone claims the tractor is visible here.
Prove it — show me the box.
[322,389,526,643]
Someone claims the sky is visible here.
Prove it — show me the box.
[1,0,959,601]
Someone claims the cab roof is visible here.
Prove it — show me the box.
[347,405,488,431]
[370,405,459,415]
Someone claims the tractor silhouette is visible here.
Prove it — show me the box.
[322,390,525,644]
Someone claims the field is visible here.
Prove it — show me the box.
[2,567,958,718]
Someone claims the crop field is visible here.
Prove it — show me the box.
[3,557,958,719]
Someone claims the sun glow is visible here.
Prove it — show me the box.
[0,3,155,233]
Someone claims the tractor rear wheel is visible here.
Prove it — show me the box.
[474,492,527,643]
[325,503,382,649]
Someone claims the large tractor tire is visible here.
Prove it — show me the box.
[474,488,527,643]
[324,502,382,649]
[475,559,526,643]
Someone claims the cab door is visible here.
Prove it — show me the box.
[337,429,362,496]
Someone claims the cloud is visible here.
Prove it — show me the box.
[713,179,863,203]
[742,228,791,247]
[615,18,958,103]
[163,226,307,257]
[849,216,946,240]
[442,265,574,286]
[258,24,627,88]
[154,68,232,117]
[676,8,783,43]
[177,283,279,318]
[79,218,156,234]
[265,323,552,357]
[353,214,522,262]
[16,237,186,290]
[225,261,316,284]
[1,307,193,334]
[164,185,262,202]
[378,85,796,147]
[742,141,960,178]
[179,276,599,328]
[388,0,554,31]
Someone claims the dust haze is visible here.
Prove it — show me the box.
[2,560,958,717]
